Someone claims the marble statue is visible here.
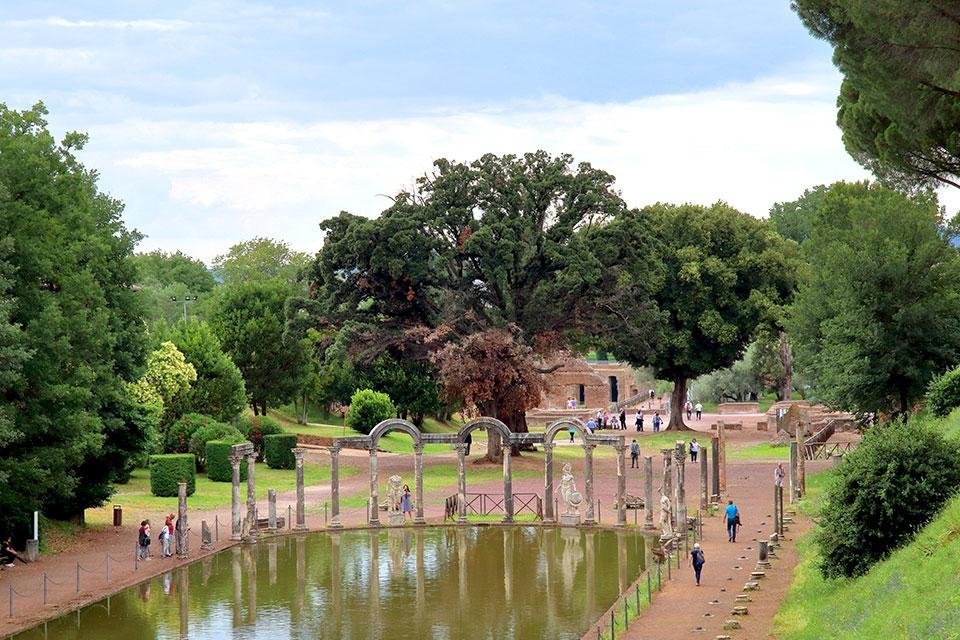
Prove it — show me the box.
[658,487,673,537]
[559,463,583,516]
[386,475,403,513]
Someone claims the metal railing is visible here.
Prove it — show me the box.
[443,493,543,520]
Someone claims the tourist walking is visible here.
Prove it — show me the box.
[619,409,627,431]
[586,417,596,434]
[465,432,473,456]
[630,439,640,468]
[690,543,706,586]
[690,438,699,462]
[568,424,576,442]
[684,400,693,421]
[635,409,643,432]
[652,412,662,433]
[137,520,152,560]
[401,484,413,520]
[775,462,785,487]
[724,500,740,543]
[161,514,174,558]
[695,402,702,420]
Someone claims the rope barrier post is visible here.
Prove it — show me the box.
[324,501,328,526]
[596,626,601,640]
[288,505,292,530]
[624,597,628,628]
[658,561,662,589]
[635,583,640,612]
[667,554,671,580]
[9,584,13,618]
[647,571,652,602]
[106,553,110,583]
[215,514,220,542]
[610,610,615,640]
[76,561,80,593]
[597,500,601,524]
[135,541,139,571]
[43,572,48,605]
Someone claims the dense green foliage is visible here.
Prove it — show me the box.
[155,321,246,423]
[212,237,309,286]
[239,414,285,462]
[689,343,762,403]
[263,433,298,469]
[205,438,248,482]
[769,185,827,245]
[927,366,960,418]
[0,103,153,529]
[294,151,633,441]
[210,279,309,415]
[188,420,243,471]
[815,418,960,578]
[165,413,221,454]
[133,250,216,293]
[127,341,197,436]
[149,454,197,497]
[789,182,960,415]
[794,1,960,189]
[600,202,797,429]
[347,389,396,435]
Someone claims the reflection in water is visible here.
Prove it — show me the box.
[13,527,646,640]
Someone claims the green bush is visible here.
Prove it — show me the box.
[189,420,243,471]
[263,433,298,469]
[165,413,221,454]
[815,418,960,578]
[927,365,960,417]
[149,454,196,497]
[346,389,395,435]
[239,415,285,462]
[205,437,248,482]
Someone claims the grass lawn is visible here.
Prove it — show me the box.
[87,463,359,525]
[727,442,790,461]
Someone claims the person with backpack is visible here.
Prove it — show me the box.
[630,439,640,468]
[635,409,644,431]
[137,520,152,561]
[724,500,740,543]
[690,542,706,585]
[160,514,174,558]
[652,412,662,433]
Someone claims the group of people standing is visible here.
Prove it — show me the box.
[137,513,180,561]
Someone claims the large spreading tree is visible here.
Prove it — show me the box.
[0,103,153,529]
[297,151,648,457]
[793,1,960,188]
[598,202,798,430]
[788,181,960,416]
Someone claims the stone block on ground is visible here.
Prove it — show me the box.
[723,620,742,630]
[750,571,766,579]
[743,581,760,591]
[731,606,749,616]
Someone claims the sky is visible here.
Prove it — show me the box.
[4,1,956,263]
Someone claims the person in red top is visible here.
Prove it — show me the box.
[161,514,175,558]
[137,520,151,560]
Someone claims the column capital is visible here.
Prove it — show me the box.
[368,446,378,457]
[291,447,306,460]
[501,442,513,453]
[328,444,342,456]
[613,443,627,454]
[413,443,424,455]
[582,443,596,452]
[229,452,244,466]
[542,442,555,452]
[245,450,257,462]
[454,442,467,454]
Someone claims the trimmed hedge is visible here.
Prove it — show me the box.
[205,437,248,482]
[346,388,395,435]
[189,420,243,471]
[927,365,960,417]
[239,415,285,462]
[149,454,196,497]
[165,413,221,454]
[264,433,298,469]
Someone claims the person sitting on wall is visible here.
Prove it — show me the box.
[1,536,26,566]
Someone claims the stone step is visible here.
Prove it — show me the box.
[743,581,760,591]
[735,594,752,603]
[731,606,749,616]
[723,620,742,630]
[750,571,766,579]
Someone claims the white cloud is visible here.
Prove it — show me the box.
[81,69,960,262]
[5,17,191,31]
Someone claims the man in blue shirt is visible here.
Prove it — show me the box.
[586,418,596,434]
[724,500,740,543]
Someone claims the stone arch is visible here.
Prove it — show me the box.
[369,418,423,449]
[457,417,511,444]
[543,418,587,444]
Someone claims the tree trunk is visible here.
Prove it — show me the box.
[778,330,793,401]
[251,402,261,416]
[665,375,694,431]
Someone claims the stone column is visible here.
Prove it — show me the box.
[583,444,596,525]
[710,437,720,502]
[245,451,258,542]
[796,425,806,498]
[329,445,342,528]
[699,449,708,512]
[293,447,307,531]
[615,442,627,527]
[230,450,243,541]
[543,442,555,523]
[717,421,727,495]
[674,441,686,532]
[414,443,425,525]
[643,456,655,530]
[757,539,771,570]
[177,481,189,558]
[502,442,514,523]
[267,489,277,532]
[789,442,799,504]
[661,449,674,527]
[456,443,468,523]
[369,447,380,526]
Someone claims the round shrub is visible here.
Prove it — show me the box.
[264,433,298,469]
[815,418,960,578]
[239,415,285,462]
[927,365,960,417]
[165,413,221,454]
[189,420,243,471]
[149,454,197,497]
[346,389,395,435]
[205,438,248,482]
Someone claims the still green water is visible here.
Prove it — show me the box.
[14,526,646,640]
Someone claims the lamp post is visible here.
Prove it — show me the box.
[170,295,198,322]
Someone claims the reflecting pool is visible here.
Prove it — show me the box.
[14,526,646,640]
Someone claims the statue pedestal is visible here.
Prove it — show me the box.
[560,514,581,527]
[388,513,405,526]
